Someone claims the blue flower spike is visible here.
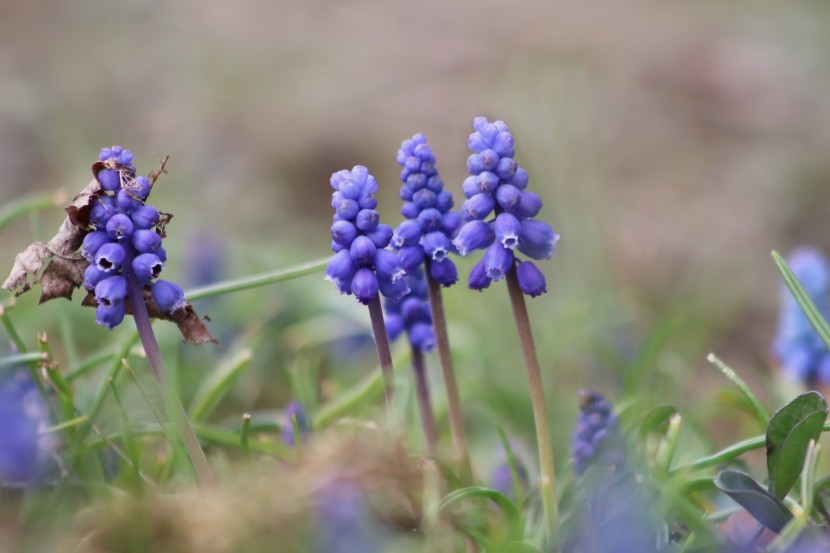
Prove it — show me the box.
[383,267,436,352]
[572,390,627,475]
[454,117,560,296]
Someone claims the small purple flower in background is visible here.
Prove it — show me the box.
[454,117,560,296]
[773,247,830,385]
[0,371,55,485]
[572,390,626,475]
[383,267,435,352]
[313,479,388,553]
[391,133,461,287]
[326,166,409,305]
[490,447,529,502]
[282,401,310,446]
[83,146,184,329]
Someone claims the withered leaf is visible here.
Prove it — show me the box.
[4,160,217,345]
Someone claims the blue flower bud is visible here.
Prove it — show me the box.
[479,149,499,171]
[105,214,134,241]
[130,230,161,254]
[351,268,379,305]
[329,169,350,190]
[425,176,443,193]
[435,191,453,212]
[133,253,165,285]
[467,154,485,175]
[334,197,360,219]
[406,173,427,191]
[462,176,479,199]
[355,209,380,232]
[83,264,107,291]
[128,176,151,200]
[423,232,450,261]
[97,169,121,192]
[516,261,547,297]
[398,246,425,272]
[90,196,116,228]
[399,185,414,201]
[453,220,494,256]
[408,322,435,351]
[495,184,521,212]
[441,211,462,235]
[374,249,405,282]
[417,208,443,231]
[509,167,528,190]
[95,242,125,273]
[94,276,127,306]
[429,258,458,287]
[96,301,126,330]
[518,220,559,260]
[151,280,186,314]
[483,242,514,281]
[155,246,168,263]
[385,313,405,341]
[401,202,420,219]
[412,189,436,210]
[325,250,356,290]
[512,191,542,219]
[130,205,160,229]
[378,275,410,301]
[365,224,393,248]
[401,297,430,322]
[468,258,492,291]
[477,171,500,194]
[116,189,141,214]
[349,236,377,267]
[331,220,358,247]
[494,213,521,250]
[462,193,495,221]
[81,230,110,261]
[491,132,514,157]
[495,157,518,180]
[392,220,423,248]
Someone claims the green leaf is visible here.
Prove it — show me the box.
[438,486,523,541]
[639,405,678,440]
[714,469,793,533]
[772,251,830,350]
[707,352,769,426]
[184,257,328,301]
[766,392,828,498]
[188,349,253,423]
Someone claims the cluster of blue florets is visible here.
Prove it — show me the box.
[453,117,559,297]
[81,146,185,329]
[572,390,626,475]
[773,247,830,384]
[384,267,436,351]
[326,166,410,305]
[391,133,461,287]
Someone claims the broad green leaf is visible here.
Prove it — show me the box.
[766,392,828,498]
[714,469,793,533]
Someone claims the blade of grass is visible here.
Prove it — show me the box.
[708,353,769,426]
[0,352,48,370]
[497,427,525,514]
[188,349,253,423]
[184,257,328,301]
[0,190,66,234]
[773,251,830,350]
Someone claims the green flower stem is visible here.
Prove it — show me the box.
[0,351,48,370]
[184,258,327,301]
[367,294,395,413]
[425,261,473,484]
[411,346,438,455]
[505,267,560,548]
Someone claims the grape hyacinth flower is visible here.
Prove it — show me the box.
[326,166,402,408]
[456,117,561,540]
[773,247,830,385]
[572,390,627,475]
[454,117,560,296]
[0,370,56,485]
[83,146,185,329]
[383,268,438,452]
[490,448,529,503]
[392,133,472,479]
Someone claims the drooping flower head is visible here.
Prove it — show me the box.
[326,166,409,305]
[383,267,436,352]
[773,247,830,384]
[82,147,184,329]
[391,133,461,287]
[572,390,626,475]
[0,370,56,485]
[454,117,560,296]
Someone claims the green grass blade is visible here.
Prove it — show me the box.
[707,353,770,426]
[184,258,328,301]
[772,250,830,350]
[0,352,47,370]
[188,349,253,423]
[0,190,66,234]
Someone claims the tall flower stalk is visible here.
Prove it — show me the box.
[391,134,472,481]
[326,166,409,412]
[454,118,561,544]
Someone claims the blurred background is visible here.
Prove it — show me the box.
[2,0,830,474]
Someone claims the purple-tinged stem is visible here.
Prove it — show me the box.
[411,346,437,455]
[505,266,560,548]
[424,260,473,484]
[124,264,214,484]
[367,294,395,412]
